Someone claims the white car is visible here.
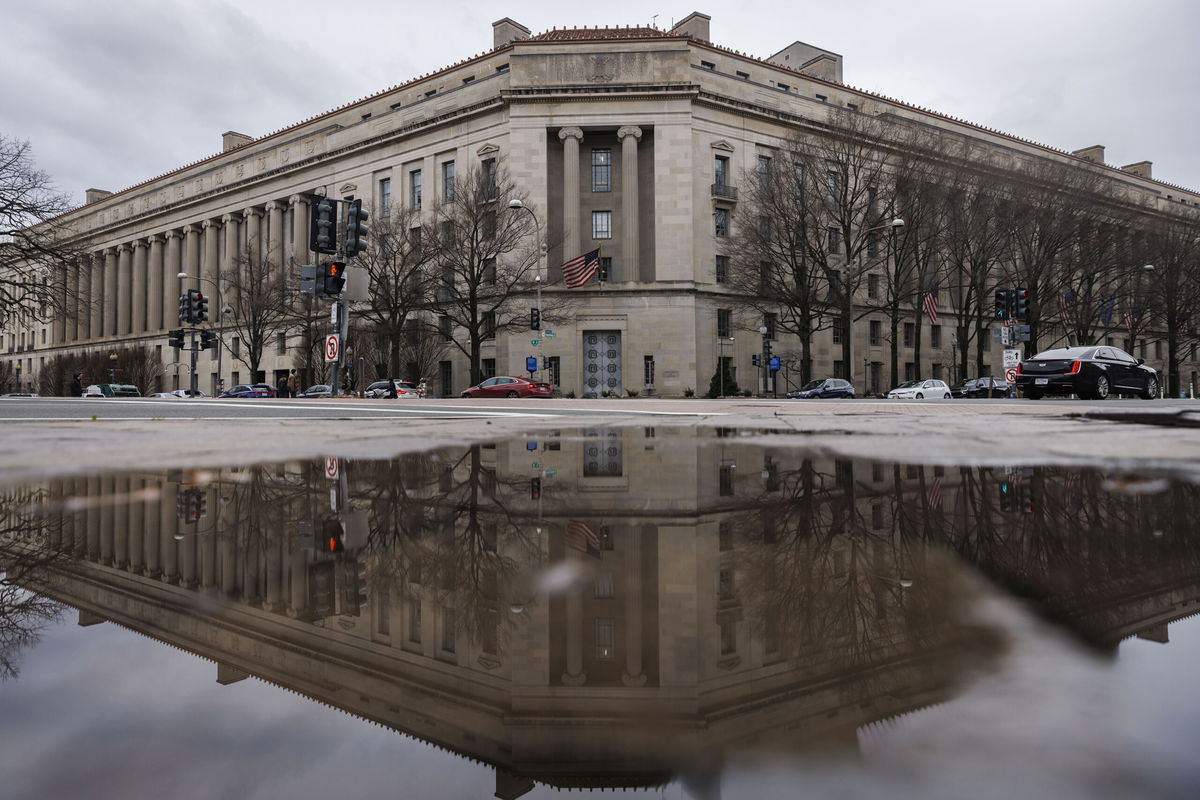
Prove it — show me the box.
[887,379,952,400]
[364,379,420,398]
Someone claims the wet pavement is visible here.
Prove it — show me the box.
[2,428,1199,799]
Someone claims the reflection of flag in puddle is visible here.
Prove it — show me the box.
[926,477,942,510]
[565,519,602,558]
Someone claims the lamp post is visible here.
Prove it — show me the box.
[508,199,544,377]
[758,325,769,396]
[178,272,229,396]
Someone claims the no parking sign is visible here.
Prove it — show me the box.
[324,334,340,362]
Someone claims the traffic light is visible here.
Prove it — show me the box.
[190,290,209,323]
[1013,287,1031,321]
[178,293,192,324]
[763,339,773,359]
[343,199,369,257]
[530,477,541,500]
[300,264,318,296]
[317,518,345,555]
[994,289,1010,321]
[999,481,1015,512]
[530,307,541,330]
[168,329,185,349]
[309,196,338,254]
[1020,484,1035,513]
[752,353,762,367]
[321,261,346,295]
[199,330,217,351]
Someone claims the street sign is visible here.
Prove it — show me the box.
[1002,348,1022,369]
[324,457,339,480]
[544,330,556,339]
[330,303,338,325]
[769,356,781,372]
[1004,367,1018,384]
[531,461,541,469]
[544,468,557,478]
[530,339,540,346]
[324,334,340,362]
[526,356,538,373]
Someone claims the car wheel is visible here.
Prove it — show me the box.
[915,392,924,400]
[1142,376,1158,400]
[943,392,951,399]
[506,391,520,398]
[1094,375,1110,400]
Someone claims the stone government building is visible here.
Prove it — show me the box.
[6,12,1200,396]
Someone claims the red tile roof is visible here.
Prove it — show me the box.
[530,26,674,41]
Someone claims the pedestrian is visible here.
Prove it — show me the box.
[287,369,299,399]
[69,372,83,397]
[417,378,428,398]
[276,373,289,399]
[388,378,398,399]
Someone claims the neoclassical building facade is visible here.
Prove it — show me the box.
[5,12,1199,396]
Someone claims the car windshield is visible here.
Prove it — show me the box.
[800,380,825,390]
[893,382,916,390]
[1032,347,1096,360]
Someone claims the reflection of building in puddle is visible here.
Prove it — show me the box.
[4,433,1200,794]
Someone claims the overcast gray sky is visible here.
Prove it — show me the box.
[4,0,1198,207]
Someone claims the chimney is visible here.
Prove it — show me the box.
[493,17,530,48]
[1121,161,1152,179]
[222,131,253,152]
[1071,145,1105,164]
[768,41,844,83]
[670,11,711,41]
[84,188,112,204]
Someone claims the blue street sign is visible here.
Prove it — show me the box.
[526,441,538,451]
[769,356,781,372]
[526,356,538,372]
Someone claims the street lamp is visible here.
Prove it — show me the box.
[508,199,544,377]
[178,271,228,395]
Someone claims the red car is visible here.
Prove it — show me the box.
[460,376,553,398]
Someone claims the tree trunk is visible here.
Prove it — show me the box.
[888,304,900,390]
[913,311,924,381]
[841,303,853,390]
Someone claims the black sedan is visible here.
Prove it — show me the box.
[1014,346,1158,400]
[952,377,1011,398]
[219,384,276,398]
[787,378,856,399]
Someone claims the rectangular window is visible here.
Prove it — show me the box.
[379,177,391,211]
[764,312,777,340]
[717,308,732,339]
[442,161,455,201]
[870,361,882,393]
[905,361,915,381]
[715,255,728,283]
[867,274,879,299]
[483,312,496,340]
[482,258,496,284]
[832,323,843,344]
[700,60,715,70]
[439,360,452,396]
[232,336,241,357]
[1155,340,1163,360]
[409,169,422,208]
[595,618,615,659]
[904,323,914,347]
[376,589,390,636]
[438,315,452,340]
[547,355,560,387]
[592,210,612,239]
[756,155,771,190]
[869,320,882,346]
[441,609,455,653]
[826,169,840,200]
[594,572,614,599]
[408,601,422,644]
[815,93,827,102]
[827,227,840,253]
[599,256,613,282]
[719,615,737,655]
[482,358,496,378]
[644,355,655,388]
[277,333,286,354]
[719,522,733,551]
[931,325,941,348]
[932,363,943,380]
[735,70,750,80]
[482,158,497,197]
[495,63,509,74]
[714,155,729,188]
[591,148,611,192]
[714,207,729,237]
[867,231,878,257]
[719,464,735,496]
[777,83,789,92]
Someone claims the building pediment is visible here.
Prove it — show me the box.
[340,182,357,194]
[710,139,735,153]
[477,143,500,157]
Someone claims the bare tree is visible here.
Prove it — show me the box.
[220,248,295,382]
[0,136,86,328]
[427,160,551,385]
[1142,215,1200,396]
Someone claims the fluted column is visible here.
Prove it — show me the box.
[559,127,584,261]
[68,263,81,341]
[115,244,132,335]
[183,224,201,289]
[202,219,220,303]
[102,248,117,336]
[221,213,240,315]
[266,201,284,270]
[561,548,588,686]
[622,526,646,686]
[147,235,164,331]
[51,265,67,343]
[245,207,263,269]
[289,194,309,266]
[131,240,148,333]
[79,254,93,340]
[618,126,642,283]
[164,230,183,327]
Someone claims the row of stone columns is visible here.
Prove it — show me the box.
[558,125,642,279]
[56,194,312,345]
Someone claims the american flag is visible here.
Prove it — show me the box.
[561,248,601,288]
[1057,290,1076,330]
[1123,309,1141,336]
[564,519,602,557]
[926,476,942,510]
[922,289,939,325]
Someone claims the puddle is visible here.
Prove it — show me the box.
[2,428,1199,799]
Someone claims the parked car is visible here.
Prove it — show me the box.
[786,378,856,399]
[300,384,334,398]
[219,384,275,398]
[148,392,181,398]
[83,383,141,398]
[1,392,40,397]
[171,388,208,398]
[460,376,553,398]
[951,377,1011,399]
[1014,345,1158,400]
[364,379,419,399]
[887,379,952,400]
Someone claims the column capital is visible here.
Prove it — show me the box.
[147,234,165,245]
[116,243,132,254]
[264,200,283,213]
[202,218,221,231]
[558,126,584,143]
[164,229,183,241]
[243,207,262,220]
[617,125,643,142]
[289,194,308,207]
[221,212,238,225]
[133,238,150,249]
[182,224,199,235]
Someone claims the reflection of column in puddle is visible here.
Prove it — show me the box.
[148,477,167,578]
[128,478,144,573]
[562,549,588,687]
[288,547,308,618]
[264,519,283,611]
[112,476,128,568]
[623,525,646,687]
[161,482,179,582]
[86,476,101,559]
[221,518,238,597]
[200,488,217,589]
[99,476,115,564]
